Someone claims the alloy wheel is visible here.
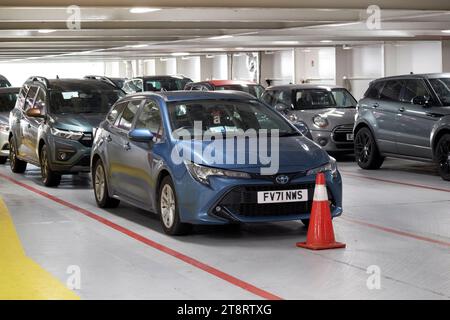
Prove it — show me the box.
[94,164,106,201]
[355,131,372,164]
[41,149,49,180]
[437,138,450,175]
[160,184,176,229]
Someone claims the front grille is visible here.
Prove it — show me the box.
[214,183,335,218]
[332,124,354,143]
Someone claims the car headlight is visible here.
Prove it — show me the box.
[185,161,251,185]
[289,114,298,122]
[306,157,338,178]
[0,123,10,133]
[313,115,329,128]
[50,128,83,140]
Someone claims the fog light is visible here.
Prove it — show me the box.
[318,138,328,146]
[58,152,67,160]
[215,206,222,212]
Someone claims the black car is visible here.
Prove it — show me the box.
[8,76,124,186]
[0,74,11,88]
[84,75,127,91]
[122,75,192,93]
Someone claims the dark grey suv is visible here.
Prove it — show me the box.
[355,73,450,180]
[8,76,124,186]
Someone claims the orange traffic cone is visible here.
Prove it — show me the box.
[296,172,346,250]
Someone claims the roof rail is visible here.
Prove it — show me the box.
[26,76,50,87]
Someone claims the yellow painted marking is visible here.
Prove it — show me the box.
[0,198,79,300]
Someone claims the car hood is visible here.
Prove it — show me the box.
[49,113,106,132]
[174,135,330,174]
[291,107,356,127]
[0,112,9,124]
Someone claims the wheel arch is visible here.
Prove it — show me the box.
[432,128,450,160]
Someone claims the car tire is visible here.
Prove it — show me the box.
[93,159,120,208]
[40,144,61,187]
[9,137,27,173]
[158,176,192,236]
[435,133,450,181]
[354,127,384,170]
[301,219,310,228]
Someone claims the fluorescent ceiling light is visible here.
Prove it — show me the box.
[38,29,56,34]
[171,52,189,56]
[235,47,244,50]
[128,44,148,48]
[302,49,311,52]
[206,54,215,58]
[342,45,352,50]
[272,41,299,45]
[320,40,333,43]
[129,7,161,14]
[209,35,234,40]
[160,58,168,61]
[442,30,450,33]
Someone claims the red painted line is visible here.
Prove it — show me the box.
[341,170,450,193]
[341,216,450,248]
[0,173,282,300]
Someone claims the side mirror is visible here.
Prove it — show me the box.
[25,108,44,118]
[128,128,154,143]
[274,104,288,112]
[412,96,431,107]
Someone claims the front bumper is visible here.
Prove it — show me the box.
[311,129,354,152]
[174,169,343,225]
[47,135,92,173]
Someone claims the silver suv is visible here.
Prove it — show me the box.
[355,73,450,180]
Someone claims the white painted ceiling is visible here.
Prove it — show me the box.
[1,1,450,62]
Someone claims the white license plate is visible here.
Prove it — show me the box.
[257,189,308,204]
[346,133,354,141]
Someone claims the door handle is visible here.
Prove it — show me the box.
[398,107,405,112]
[372,103,379,108]
[123,142,131,150]
[106,135,112,142]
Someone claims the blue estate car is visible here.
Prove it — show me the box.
[91,91,343,235]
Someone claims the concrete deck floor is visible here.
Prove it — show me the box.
[0,157,449,300]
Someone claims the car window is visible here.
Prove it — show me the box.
[261,90,276,106]
[0,92,18,112]
[275,90,292,107]
[24,86,38,112]
[168,99,299,139]
[293,89,336,110]
[135,100,164,142]
[0,79,10,88]
[123,79,142,94]
[33,88,46,112]
[117,100,141,131]
[429,78,450,106]
[365,81,384,99]
[107,101,127,124]
[379,80,403,102]
[332,89,357,107]
[401,79,431,104]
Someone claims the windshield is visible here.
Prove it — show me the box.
[0,92,17,112]
[145,78,191,91]
[429,78,450,106]
[215,84,265,98]
[49,89,124,115]
[331,88,357,107]
[293,89,336,110]
[168,99,299,139]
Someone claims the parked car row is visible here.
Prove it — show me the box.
[1,72,450,235]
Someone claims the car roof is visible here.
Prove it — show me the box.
[133,75,192,81]
[194,80,258,86]
[266,84,345,91]
[38,79,120,91]
[372,73,450,82]
[123,90,256,103]
[0,87,20,94]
